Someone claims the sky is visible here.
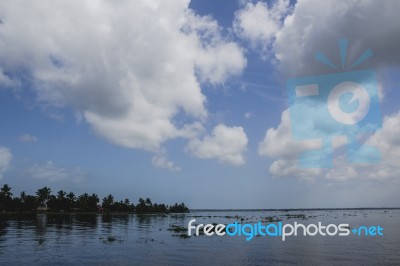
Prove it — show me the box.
[0,0,400,209]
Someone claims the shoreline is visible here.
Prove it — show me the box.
[191,207,400,211]
[0,211,187,216]
[1,207,399,216]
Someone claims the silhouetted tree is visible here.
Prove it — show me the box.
[102,194,114,212]
[36,187,51,208]
[1,184,12,198]
[21,194,36,212]
[0,184,189,214]
[145,198,152,207]
[77,193,90,211]
[56,190,68,211]
[0,184,13,212]
[66,192,76,211]
[169,202,189,213]
[136,197,147,213]
[47,195,57,211]
[87,194,99,212]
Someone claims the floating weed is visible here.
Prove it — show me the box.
[263,216,282,223]
[172,233,190,239]
[168,225,187,233]
[107,236,117,242]
[100,235,123,243]
[285,214,306,219]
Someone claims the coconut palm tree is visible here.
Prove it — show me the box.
[56,190,68,211]
[88,193,99,212]
[77,193,90,211]
[36,187,51,208]
[20,191,26,203]
[102,194,114,212]
[66,192,76,211]
[0,184,13,211]
[0,184,12,199]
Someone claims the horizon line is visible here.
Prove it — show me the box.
[190,207,400,211]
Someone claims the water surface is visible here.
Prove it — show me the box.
[0,209,399,265]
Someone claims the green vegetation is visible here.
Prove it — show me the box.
[0,184,190,214]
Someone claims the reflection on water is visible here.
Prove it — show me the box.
[0,210,399,265]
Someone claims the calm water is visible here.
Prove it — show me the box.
[0,209,399,265]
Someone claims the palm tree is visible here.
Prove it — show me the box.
[20,191,26,203]
[138,198,145,206]
[57,190,66,199]
[56,190,68,211]
[0,184,13,211]
[0,184,12,199]
[66,192,76,211]
[36,187,51,208]
[88,193,99,212]
[145,198,152,207]
[77,193,90,211]
[102,194,114,212]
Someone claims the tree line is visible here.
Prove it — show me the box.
[0,184,189,214]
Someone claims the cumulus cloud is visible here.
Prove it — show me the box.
[152,152,181,172]
[326,112,400,182]
[289,2,399,74]
[19,133,38,143]
[28,161,86,183]
[0,147,12,179]
[235,0,400,77]
[258,110,322,181]
[187,124,248,165]
[251,0,400,182]
[259,110,400,183]
[233,0,291,57]
[0,0,247,164]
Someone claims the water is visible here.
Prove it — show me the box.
[0,209,399,265]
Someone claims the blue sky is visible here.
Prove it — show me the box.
[0,0,399,208]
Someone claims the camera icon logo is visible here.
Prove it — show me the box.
[287,39,381,168]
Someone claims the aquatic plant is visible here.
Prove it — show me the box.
[168,225,187,233]
[107,236,117,242]
[285,214,306,219]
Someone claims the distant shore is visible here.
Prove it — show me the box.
[191,207,400,211]
[2,207,399,216]
[0,184,190,214]
[0,211,191,216]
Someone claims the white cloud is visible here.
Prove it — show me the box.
[0,67,18,87]
[187,124,248,166]
[259,110,400,183]
[235,1,400,76]
[258,110,322,181]
[28,161,86,183]
[326,112,400,182]
[0,0,246,162]
[0,147,12,179]
[19,133,38,143]
[152,152,181,172]
[244,111,253,119]
[233,0,291,57]
[254,0,400,182]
